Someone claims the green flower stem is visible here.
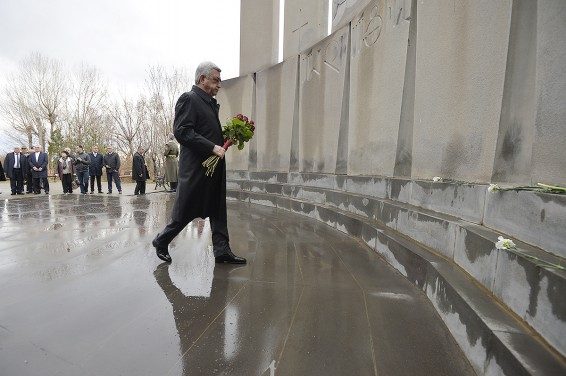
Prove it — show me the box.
[506,247,565,270]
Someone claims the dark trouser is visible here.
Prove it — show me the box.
[90,174,102,192]
[155,216,230,257]
[61,174,73,193]
[10,168,24,193]
[33,177,49,193]
[170,182,178,190]
[76,170,89,193]
[106,171,122,192]
[26,172,33,192]
[134,180,146,195]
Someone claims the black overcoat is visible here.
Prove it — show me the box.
[132,152,147,182]
[171,85,226,223]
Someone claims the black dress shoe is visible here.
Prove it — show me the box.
[152,238,171,262]
[215,251,247,264]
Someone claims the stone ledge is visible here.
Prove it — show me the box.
[227,171,566,259]
[226,186,566,375]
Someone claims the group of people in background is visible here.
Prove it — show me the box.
[1,145,123,195]
[1,141,179,196]
[1,145,51,195]
[56,145,123,195]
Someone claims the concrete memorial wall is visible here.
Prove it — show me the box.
[331,0,373,32]
[255,57,299,172]
[231,0,566,367]
[348,0,410,176]
[215,75,255,172]
[235,0,566,186]
[298,25,350,174]
[282,0,329,60]
[530,0,566,187]
[240,0,279,75]
[411,0,511,182]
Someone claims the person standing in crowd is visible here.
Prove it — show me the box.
[74,145,91,194]
[163,134,179,192]
[0,157,5,183]
[56,150,75,194]
[89,145,104,194]
[132,146,148,195]
[152,61,246,264]
[3,146,26,195]
[21,146,33,193]
[29,145,49,194]
[65,147,75,160]
[103,146,122,194]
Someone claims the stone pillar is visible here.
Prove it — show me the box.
[240,0,280,76]
[283,0,329,59]
[331,0,372,32]
[347,0,411,176]
[216,75,256,171]
[531,0,566,186]
[411,0,512,181]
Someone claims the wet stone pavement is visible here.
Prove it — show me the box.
[0,191,475,376]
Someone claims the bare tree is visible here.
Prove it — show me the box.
[0,83,37,147]
[0,52,65,149]
[144,66,189,175]
[108,94,147,162]
[63,64,108,148]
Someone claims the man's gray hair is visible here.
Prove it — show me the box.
[195,61,221,84]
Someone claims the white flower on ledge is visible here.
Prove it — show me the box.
[488,183,500,192]
[494,236,564,270]
[495,236,515,250]
[432,177,442,182]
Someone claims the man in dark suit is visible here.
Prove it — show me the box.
[132,146,148,195]
[4,146,27,195]
[21,146,33,193]
[89,145,104,193]
[29,145,50,194]
[152,61,246,264]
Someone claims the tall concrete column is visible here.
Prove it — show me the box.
[531,0,566,186]
[240,0,280,76]
[283,0,329,59]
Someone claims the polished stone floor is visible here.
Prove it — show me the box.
[0,191,475,376]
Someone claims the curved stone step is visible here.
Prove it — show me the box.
[226,183,566,376]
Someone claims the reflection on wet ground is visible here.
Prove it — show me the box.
[0,193,474,376]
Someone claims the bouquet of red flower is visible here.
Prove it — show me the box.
[202,114,256,176]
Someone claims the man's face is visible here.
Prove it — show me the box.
[107,147,113,153]
[21,147,28,154]
[93,146,98,153]
[201,69,221,97]
[139,147,145,154]
[14,147,20,153]
[34,146,40,152]
[76,146,83,153]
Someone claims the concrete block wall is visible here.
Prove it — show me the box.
[238,0,566,186]
[227,0,566,373]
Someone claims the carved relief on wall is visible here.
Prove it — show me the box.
[300,28,349,82]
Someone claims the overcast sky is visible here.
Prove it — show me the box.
[0,0,241,151]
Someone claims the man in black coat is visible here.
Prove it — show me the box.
[132,146,147,195]
[152,61,246,264]
[29,145,49,194]
[89,145,104,193]
[21,146,33,193]
[4,146,27,195]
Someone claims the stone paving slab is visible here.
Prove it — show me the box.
[0,191,474,376]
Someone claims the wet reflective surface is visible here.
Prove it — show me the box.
[0,192,474,375]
